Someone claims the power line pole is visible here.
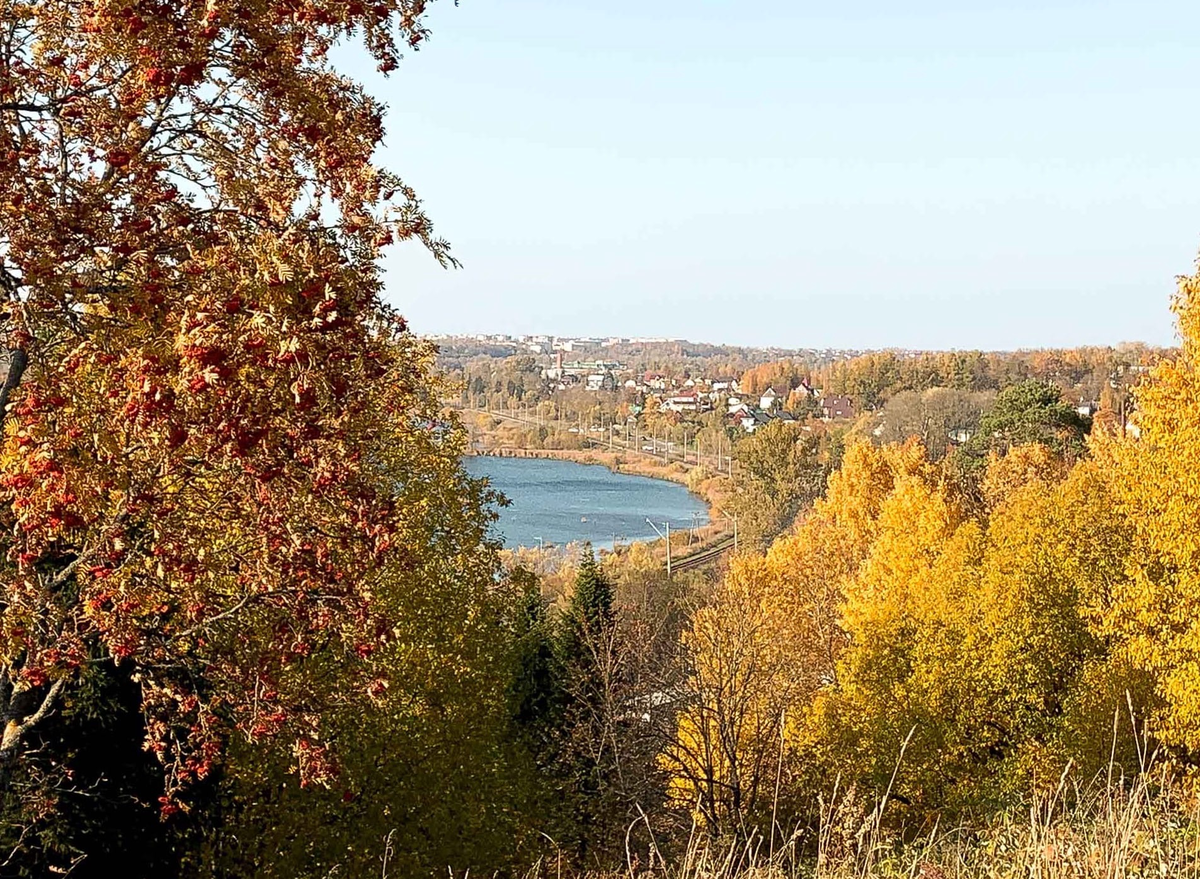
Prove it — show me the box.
[646,518,672,579]
[666,521,671,578]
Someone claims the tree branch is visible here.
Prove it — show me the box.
[0,678,67,763]
[0,347,27,427]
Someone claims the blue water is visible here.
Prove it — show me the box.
[464,456,709,550]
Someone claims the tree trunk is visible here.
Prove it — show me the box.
[0,346,28,428]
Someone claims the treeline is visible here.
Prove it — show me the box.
[739,344,1166,411]
[722,377,1093,552]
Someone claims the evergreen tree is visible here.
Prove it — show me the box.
[508,568,563,746]
[560,546,616,674]
[972,380,1091,459]
[556,545,623,861]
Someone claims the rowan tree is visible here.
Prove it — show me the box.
[0,0,460,809]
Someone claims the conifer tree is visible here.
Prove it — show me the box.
[556,544,623,860]
[508,568,562,747]
[560,545,616,674]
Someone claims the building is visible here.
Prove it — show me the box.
[821,395,856,420]
[585,372,616,392]
[662,389,711,413]
[728,408,758,432]
[759,387,779,411]
[727,406,778,433]
[643,372,668,391]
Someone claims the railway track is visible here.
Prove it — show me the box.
[671,535,736,572]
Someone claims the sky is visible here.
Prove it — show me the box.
[335,1,1200,350]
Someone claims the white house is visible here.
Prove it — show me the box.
[662,389,711,413]
[643,372,668,391]
[585,372,615,392]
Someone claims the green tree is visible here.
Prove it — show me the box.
[508,568,563,749]
[555,545,625,861]
[971,380,1090,459]
[561,547,616,667]
[180,488,549,878]
[728,421,829,550]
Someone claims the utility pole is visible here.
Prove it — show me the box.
[666,521,671,577]
[646,518,672,579]
[732,515,739,554]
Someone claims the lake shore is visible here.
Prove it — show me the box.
[467,446,730,518]
[472,452,734,576]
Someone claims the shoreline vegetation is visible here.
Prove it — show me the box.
[459,409,739,576]
[472,445,735,576]
[458,407,732,515]
[467,445,726,510]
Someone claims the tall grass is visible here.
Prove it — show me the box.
[514,768,1199,879]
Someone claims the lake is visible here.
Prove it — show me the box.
[464,456,709,550]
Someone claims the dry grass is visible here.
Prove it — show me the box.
[516,769,1199,879]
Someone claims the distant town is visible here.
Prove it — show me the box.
[429,332,874,434]
[429,332,1151,440]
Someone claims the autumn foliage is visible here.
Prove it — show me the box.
[8,0,1200,872]
[669,260,1200,833]
[0,0,459,804]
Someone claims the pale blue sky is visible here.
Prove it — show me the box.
[337,1,1199,349]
